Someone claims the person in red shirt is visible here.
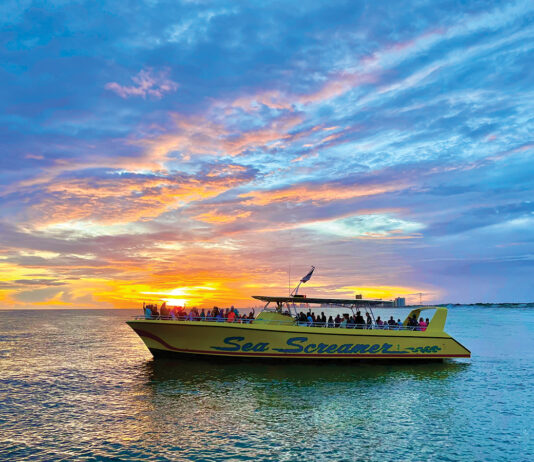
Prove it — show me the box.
[227,306,236,322]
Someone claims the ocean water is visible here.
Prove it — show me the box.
[0,307,532,461]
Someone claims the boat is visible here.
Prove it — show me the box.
[127,291,470,361]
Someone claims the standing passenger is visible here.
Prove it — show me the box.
[355,311,365,328]
[366,313,372,329]
[227,307,236,323]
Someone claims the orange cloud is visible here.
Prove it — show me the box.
[27,171,251,226]
[241,180,410,206]
[134,111,304,162]
[194,210,252,224]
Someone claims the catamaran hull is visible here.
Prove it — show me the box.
[127,320,471,360]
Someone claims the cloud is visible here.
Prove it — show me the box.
[240,178,410,206]
[105,68,178,99]
[2,0,534,306]
[300,214,424,240]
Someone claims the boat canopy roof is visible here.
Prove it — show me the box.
[252,295,392,306]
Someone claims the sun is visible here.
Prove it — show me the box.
[163,298,187,307]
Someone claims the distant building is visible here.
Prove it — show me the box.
[394,297,406,307]
[355,294,363,299]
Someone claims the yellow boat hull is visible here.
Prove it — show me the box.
[127,319,470,360]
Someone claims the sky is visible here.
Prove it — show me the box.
[1,0,533,308]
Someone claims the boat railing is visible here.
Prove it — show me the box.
[132,316,427,331]
[295,321,423,331]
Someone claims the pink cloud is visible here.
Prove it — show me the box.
[105,68,178,99]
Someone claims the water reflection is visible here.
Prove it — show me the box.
[143,357,470,388]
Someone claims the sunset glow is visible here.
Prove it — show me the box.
[1,1,533,308]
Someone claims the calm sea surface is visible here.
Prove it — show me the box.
[1,307,533,461]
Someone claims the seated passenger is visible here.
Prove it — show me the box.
[151,304,159,318]
[334,314,341,328]
[419,317,427,331]
[144,304,152,319]
[388,316,396,327]
[321,312,327,326]
[340,316,348,328]
[327,315,334,328]
[366,313,372,329]
[376,316,384,328]
[160,302,168,318]
[397,319,403,329]
[307,313,313,326]
[200,309,206,321]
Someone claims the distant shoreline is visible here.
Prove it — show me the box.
[2,303,534,311]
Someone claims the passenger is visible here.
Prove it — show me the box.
[212,306,219,320]
[151,304,159,318]
[144,304,152,319]
[408,314,418,330]
[334,314,341,328]
[425,317,430,327]
[419,317,427,331]
[248,309,255,323]
[311,313,316,325]
[160,302,168,318]
[388,316,396,327]
[321,312,327,326]
[354,311,365,328]
[170,307,177,320]
[327,315,334,328]
[299,312,307,325]
[397,319,403,329]
[307,313,313,327]
[340,316,348,328]
[376,316,383,329]
[200,309,206,321]
[227,307,236,323]
[366,313,372,329]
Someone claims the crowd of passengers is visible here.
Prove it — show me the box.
[295,311,429,331]
[143,302,255,323]
[143,303,429,331]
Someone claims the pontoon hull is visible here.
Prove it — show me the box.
[127,320,471,360]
